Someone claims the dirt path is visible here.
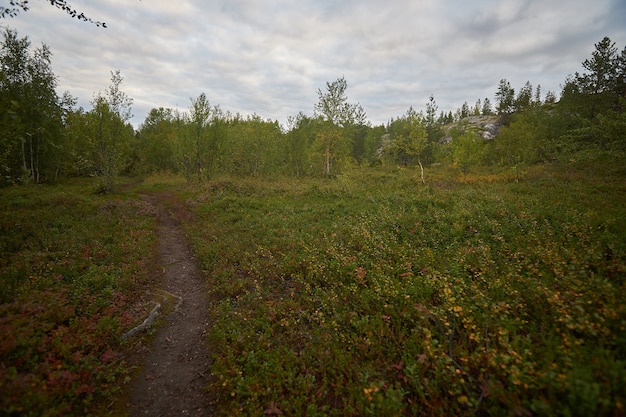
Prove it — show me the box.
[127,194,213,416]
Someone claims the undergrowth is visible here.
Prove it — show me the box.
[0,179,158,416]
[2,160,625,416]
[179,162,626,416]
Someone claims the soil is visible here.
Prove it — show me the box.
[125,193,214,416]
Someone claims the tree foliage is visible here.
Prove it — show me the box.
[0,28,63,184]
[1,30,625,189]
[90,70,133,193]
[0,0,106,27]
[314,76,367,176]
[223,114,285,176]
[576,37,624,118]
[381,107,431,181]
[495,78,515,116]
[515,81,534,112]
[450,130,485,173]
[184,92,213,181]
[491,107,553,166]
[135,107,178,174]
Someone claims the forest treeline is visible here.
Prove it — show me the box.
[1,29,625,189]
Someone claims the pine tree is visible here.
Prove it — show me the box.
[495,79,515,115]
[577,36,619,118]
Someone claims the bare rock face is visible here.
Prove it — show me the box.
[463,115,503,140]
[442,115,504,143]
[376,115,504,158]
[481,123,500,139]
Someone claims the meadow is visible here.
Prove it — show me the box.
[0,180,160,416]
[1,158,625,416]
[176,161,626,416]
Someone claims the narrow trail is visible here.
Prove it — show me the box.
[127,194,213,416]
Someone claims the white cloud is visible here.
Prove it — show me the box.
[2,0,625,127]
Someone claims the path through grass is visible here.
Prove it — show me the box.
[2,162,625,416]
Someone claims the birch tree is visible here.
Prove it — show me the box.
[91,70,133,192]
[0,29,62,184]
[314,77,365,176]
[136,107,178,174]
[385,108,428,182]
[187,93,211,181]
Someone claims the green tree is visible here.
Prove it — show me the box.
[544,90,557,105]
[136,107,178,174]
[554,75,588,135]
[425,95,438,127]
[403,108,428,182]
[481,97,493,115]
[361,124,386,166]
[425,95,441,142]
[185,93,211,181]
[577,36,620,118]
[460,101,470,119]
[383,108,429,181]
[450,130,485,174]
[472,99,481,116]
[46,90,76,180]
[285,112,318,176]
[25,42,63,183]
[0,28,31,183]
[495,78,515,116]
[555,37,625,147]
[348,121,370,164]
[90,70,133,192]
[178,94,227,181]
[221,114,284,176]
[61,105,97,177]
[490,107,553,166]
[515,81,533,112]
[0,28,63,184]
[313,76,366,176]
[534,84,542,105]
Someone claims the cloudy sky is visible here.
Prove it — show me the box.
[3,0,626,128]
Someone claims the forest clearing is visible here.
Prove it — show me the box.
[2,22,626,416]
[1,159,625,416]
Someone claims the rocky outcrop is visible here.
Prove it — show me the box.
[464,115,503,139]
[442,115,503,143]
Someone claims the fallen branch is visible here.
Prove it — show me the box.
[122,301,161,340]
[121,289,184,340]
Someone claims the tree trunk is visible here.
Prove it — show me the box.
[418,158,425,184]
[29,136,34,181]
[21,137,28,173]
[34,135,40,183]
[324,145,331,176]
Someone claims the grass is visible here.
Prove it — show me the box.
[174,163,626,416]
[0,178,159,416]
[1,160,625,416]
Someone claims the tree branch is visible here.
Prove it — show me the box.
[0,0,107,27]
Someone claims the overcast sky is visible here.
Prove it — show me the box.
[2,0,626,128]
